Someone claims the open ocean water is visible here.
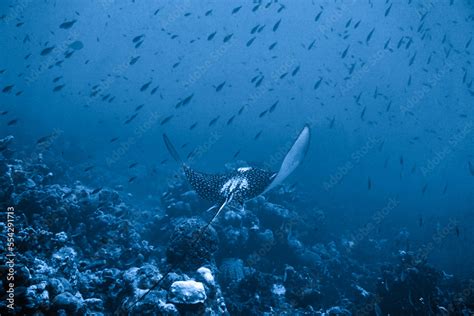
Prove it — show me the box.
[0,0,474,315]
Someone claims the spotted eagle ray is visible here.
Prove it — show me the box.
[125,125,311,312]
[163,124,311,225]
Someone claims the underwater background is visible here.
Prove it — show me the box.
[1,0,474,315]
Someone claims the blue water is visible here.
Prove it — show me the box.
[1,1,473,315]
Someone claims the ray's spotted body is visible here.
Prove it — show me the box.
[163,124,310,220]
[184,165,276,204]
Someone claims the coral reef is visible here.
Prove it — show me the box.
[0,136,472,315]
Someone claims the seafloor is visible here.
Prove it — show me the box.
[0,135,473,315]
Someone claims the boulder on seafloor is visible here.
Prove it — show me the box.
[51,292,85,313]
[168,280,207,304]
[166,218,218,270]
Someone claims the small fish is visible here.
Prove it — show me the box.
[314,11,323,22]
[368,177,372,190]
[175,100,183,109]
[292,66,300,76]
[215,81,226,92]
[246,37,256,47]
[268,42,277,50]
[7,119,18,126]
[231,6,242,14]
[209,116,220,127]
[110,137,119,143]
[366,28,375,44]
[53,84,65,92]
[37,135,52,144]
[468,161,474,176]
[233,150,241,158]
[259,110,268,118]
[269,101,278,113]
[189,122,198,130]
[60,20,77,29]
[342,45,350,58]
[140,81,152,92]
[135,104,144,112]
[360,106,367,120]
[384,4,393,17]
[254,130,263,140]
[125,113,138,124]
[223,33,233,43]
[273,19,281,32]
[409,53,417,66]
[84,166,95,172]
[161,115,174,125]
[2,85,14,93]
[442,183,448,194]
[128,176,137,183]
[130,56,140,65]
[182,94,194,106]
[133,34,145,43]
[422,183,428,195]
[207,31,217,41]
[314,78,323,90]
[69,41,83,50]
[91,187,102,194]
[41,46,55,56]
[455,225,460,237]
[129,162,138,169]
[205,9,213,16]
[227,115,235,125]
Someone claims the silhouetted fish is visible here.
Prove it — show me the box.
[59,20,77,29]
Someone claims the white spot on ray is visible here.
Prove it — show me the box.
[220,176,249,195]
[238,167,252,172]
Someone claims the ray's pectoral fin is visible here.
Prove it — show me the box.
[263,124,311,194]
[163,133,183,165]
